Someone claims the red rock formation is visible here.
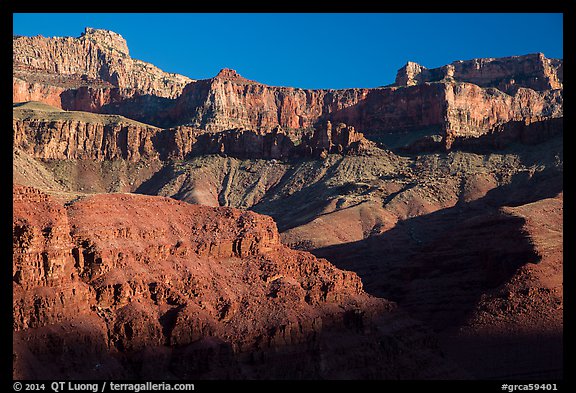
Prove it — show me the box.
[13,104,374,161]
[58,86,179,128]
[13,29,562,147]
[172,70,371,132]
[312,168,563,379]
[440,194,563,379]
[13,186,93,329]
[189,122,373,159]
[13,107,160,162]
[191,127,295,159]
[155,126,199,160]
[13,28,191,127]
[303,121,370,156]
[13,119,160,161]
[395,61,431,87]
[443,84,562,147]
[12,186,119,376]
[395,53,563,93]
[172,69,452,135]
[451,117,563,150]
[13,77,67,108]
[14,185,461,379]
[20,77,555,157]
[13,28,192,98]
[13,74,176,128]
[174,68,561,150]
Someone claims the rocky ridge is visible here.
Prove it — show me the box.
[173,66,562,151]
[14,27,192,98]
[439,195,563,379]
[13,28,192,127]
[13,102,373,161]
[312,166,563,379]
[395,53,563,93]
[13,185,463,379]
[13,29,562,149]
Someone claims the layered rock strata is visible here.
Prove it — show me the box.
[13,29,563,147]
[13,185,462,379]
[13,28,191,127]
[13,28,192,98]
[13,108,160,161]
[172,66,562,149]
[395,53,563,93]
[13,103,372,161]
[451,117,563,151]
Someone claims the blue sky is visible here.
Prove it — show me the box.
[13,13,563,90]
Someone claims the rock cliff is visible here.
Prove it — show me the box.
[302,121,370,156]
[442,83,562,148]
[13,28,191,128]
[13,103,374,161]
[13,77,69,108]
[13,102,160,161]
[173,67,561,149]
[451,117,563,151]
[12,27,563,380]
[13,28,192,98]
[171,68,370,132]
[13,29,563,150]
[13,185,462,379]
[395,53,563,93]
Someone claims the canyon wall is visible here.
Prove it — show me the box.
[13,103,372,161]
[172,66,562,147]
[171,68,372,132]
[13,103,161,161]
[13,30,563,146]
[12,28,563,380]
[13,28,191,127]
[451,117,563,150]
[172,70,448,135]
[16,77,561,153]
[13,185,461,379]
[443,84,562,147]
[13,77,68,108]
[395,53,563,93]
[13,119,160,162]
[13,27,192,98]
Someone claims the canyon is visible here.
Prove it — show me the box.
[16,185,467,379]
[13,28,563,380]
[14,30,562,149]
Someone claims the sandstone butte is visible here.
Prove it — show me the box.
[13,29,562,150]
[13,28,563,380]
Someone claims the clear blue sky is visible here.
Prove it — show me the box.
[13,13,563,90]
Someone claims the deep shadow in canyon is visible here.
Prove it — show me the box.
[312,167,563,379]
